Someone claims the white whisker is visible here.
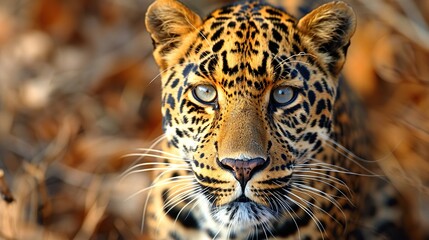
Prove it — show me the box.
[292,185,348,235]
[284,192,326,240]
[271,191,302,239]
[292,175,353,203]
[120,163,189,181]
[127,175,194,201]
[133,148,183,158]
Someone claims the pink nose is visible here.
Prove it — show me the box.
[219,157,267,187]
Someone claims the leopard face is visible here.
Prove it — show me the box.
[145,0,363,238]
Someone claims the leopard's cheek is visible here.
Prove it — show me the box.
[190,153,241,206]
[244,160,294,205]
[163,99,239,206]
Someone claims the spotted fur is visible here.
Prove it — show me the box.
[143,0,410,239]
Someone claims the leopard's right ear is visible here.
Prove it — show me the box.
[298,1,356,76]
[145,0,202,68]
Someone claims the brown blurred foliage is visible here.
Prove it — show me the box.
[0,0,428,239]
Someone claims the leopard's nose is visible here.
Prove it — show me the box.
[218,157,268,187]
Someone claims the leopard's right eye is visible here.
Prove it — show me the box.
[192,84,217,105]
[271,86,297,107]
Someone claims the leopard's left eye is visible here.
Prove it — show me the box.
[192,84,217,104]
[271,86,297,106]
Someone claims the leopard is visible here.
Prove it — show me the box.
[142,0,412,239]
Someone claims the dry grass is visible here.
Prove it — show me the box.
[0,0,428,239]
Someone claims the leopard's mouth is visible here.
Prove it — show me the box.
[233,194,251,203]
[211,196,278,232]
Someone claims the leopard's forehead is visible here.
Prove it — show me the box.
[181,2,316,95]
[207,1,296,24]
[203,2,299,61]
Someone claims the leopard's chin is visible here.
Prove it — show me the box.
[211,200,276,232]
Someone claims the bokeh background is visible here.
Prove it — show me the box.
[0,0,428,239]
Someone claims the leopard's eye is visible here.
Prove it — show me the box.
[193,84,217,104]
[271,86,296,106]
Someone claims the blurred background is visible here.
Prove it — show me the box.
[0,0,428,239]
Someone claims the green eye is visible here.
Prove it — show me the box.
[193,84,217,104]
[272,86,296,106]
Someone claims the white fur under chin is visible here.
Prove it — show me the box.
[212,202,275,233]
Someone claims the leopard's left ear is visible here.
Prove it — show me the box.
[145,0,202,69]
[298,1,356,76]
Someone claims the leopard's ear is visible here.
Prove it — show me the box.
[298,1,356,76]
[145,0,202,68]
